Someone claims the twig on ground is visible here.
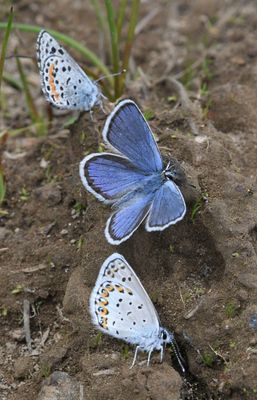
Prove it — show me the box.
[208,344,227,365]
[56,304,70,323]
[178,285,186,308]
[80,384,84,400]
[135,8,160,35]
[184,298,204,319]
[23,299,32,352]
[40,327,50,347]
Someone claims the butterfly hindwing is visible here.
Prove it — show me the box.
[146,180,186,231]
[90,254,160,343]
[103,100,163,173]
[105,191,154,244]
[37,30,100,110]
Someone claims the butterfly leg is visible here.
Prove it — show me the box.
[89,109,95,122]
[130,346,140,369]
[99,98,107,114]
[160,345,164,363]
[147,347,154,366]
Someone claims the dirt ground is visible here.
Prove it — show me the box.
[1,0,257,399]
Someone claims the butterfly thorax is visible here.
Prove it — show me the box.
[82,84,101,110]
[139,327,174,352]
[163,158,187,186]
[112,173,163,209]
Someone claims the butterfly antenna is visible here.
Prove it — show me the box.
[95,69,126,83]
[171,338,186,374]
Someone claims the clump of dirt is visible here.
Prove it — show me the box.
[1,1,257,399]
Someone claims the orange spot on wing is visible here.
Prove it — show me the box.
[101,288,109,297]
[106,284,114,292]
[101,317,108,330]
[98,298,108,306]
[49,64,60,101]
[100,307,108,316]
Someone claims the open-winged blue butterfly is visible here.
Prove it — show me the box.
[90,253,186,371]
[80,99,187,245]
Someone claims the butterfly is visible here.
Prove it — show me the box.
[90,253,185,371]
[36,30,101,111]
[80,99,187,245]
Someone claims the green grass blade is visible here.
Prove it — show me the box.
[120,0,140,95]
[0,168,6,205]
[7,124,45,137]
[0,7,14,93]
[16,54,39,121]
[3,72,22,90]
[105,0,120,99]
[116,0,127,40]
[0,132,8,206]
[16,54,46,136]
[0,22,112,84]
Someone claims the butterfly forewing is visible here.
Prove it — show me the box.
[103,100,163,173]
[37,30,99,110]
[80,153,149,203]
[90,254,160,343]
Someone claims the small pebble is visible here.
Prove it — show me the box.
[14,356,34,379]
[0,227,11,241]
[9,328,25,342]
[249,315,257,329]
[238,273,257,290]
[93,369,116,377]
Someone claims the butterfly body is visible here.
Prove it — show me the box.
[134,327,174,354]
[36,30,101,111]
[111,173,161,209]
[90,254,183,369]
[80,99,187,244]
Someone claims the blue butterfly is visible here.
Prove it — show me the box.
[79,99,187,245]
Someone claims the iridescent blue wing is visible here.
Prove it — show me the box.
[105,192,154,245]
[145,181,186,231]
[79,153,149,203]
[103,99,163,173]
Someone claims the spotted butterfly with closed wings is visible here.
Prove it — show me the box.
[36,30,102,111]
[90,253,186,371]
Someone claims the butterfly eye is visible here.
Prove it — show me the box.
[162,331,167,340]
